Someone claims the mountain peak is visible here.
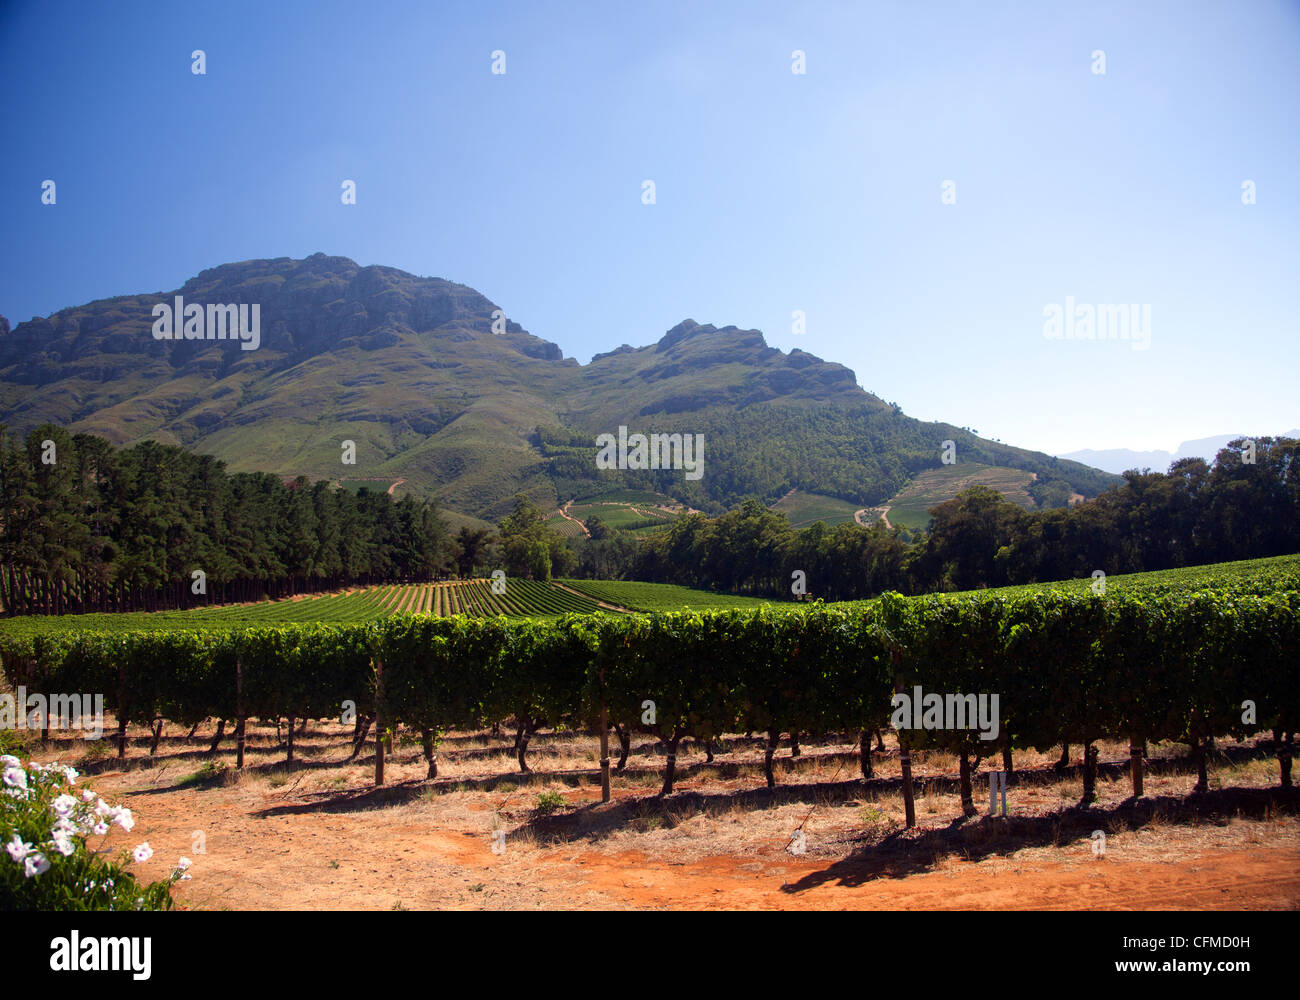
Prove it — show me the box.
[0,256,1120,519]
[658,319,712,351]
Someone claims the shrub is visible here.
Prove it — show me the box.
[0,673,33,758]
[0,754,190,911]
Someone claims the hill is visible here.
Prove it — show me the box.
[770,490,862,529]
[1059,430,1300,475]
[873,463,1039,531]
[0,255,1118,521]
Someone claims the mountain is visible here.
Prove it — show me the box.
[0,254,1118,521]
[1060,431,1300,476]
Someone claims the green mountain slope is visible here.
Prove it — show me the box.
[0,255,1118,519]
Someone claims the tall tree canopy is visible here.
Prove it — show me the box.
[0,425,454,614]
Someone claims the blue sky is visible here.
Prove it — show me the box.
[1,0,1296,456]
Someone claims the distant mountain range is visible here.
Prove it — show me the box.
[1059,432,1300,476]
[0,254,1119,522]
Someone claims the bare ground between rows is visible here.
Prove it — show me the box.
[24,721,1300,910]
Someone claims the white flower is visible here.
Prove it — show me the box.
[82,790,97,803]
[132,842,153,864]
[94,798,112,817]
[51,794,77,817]
[177,857,192,870]
[0,754,19,768]
[3,766,28,790]
[24,853,50,878]
[51,833,77,857]
[91,820,109,836]
[112,807,134,832]
[62,766,79,785]
[5,833,32,862]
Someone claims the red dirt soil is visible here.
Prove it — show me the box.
[97,772,1299,911]
[122,791,1300,911]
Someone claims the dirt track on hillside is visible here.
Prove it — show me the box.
[855,506,891,529]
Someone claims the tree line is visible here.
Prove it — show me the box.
[4,424,1295,616]
[0,424,454,615]
[571,438,1300,599]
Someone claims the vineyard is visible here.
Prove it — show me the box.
[559,579,778,612]
[947,553,1300,600]
[0,579,611,638]
[563,555,1300,614]
[4,553,1299,639]
[2,583,1296,815]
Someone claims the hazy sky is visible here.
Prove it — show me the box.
[2,0,1296,455]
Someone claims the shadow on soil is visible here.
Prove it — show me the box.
[36,726,1296,883]
[776,785,1300,894]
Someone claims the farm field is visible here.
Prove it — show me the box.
[559,580,781,612]
[573,487,684,507]
[575,503,677,530]
[574,555,1300,619]
[881,463,1037,530]
[0,578,612,638]
[3,554,1298,640]
[561,552,1300,616]
[545,497,684,539]
[813,553,1300,616]
[2,554,1297,912]
[770,490,862,529]
[948,553,1300,600]
[548,490,688,536]
[546,514,588,539]
[23,721,1300,911]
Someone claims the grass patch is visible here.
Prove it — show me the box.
[177,760,231,787]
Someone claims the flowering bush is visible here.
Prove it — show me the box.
[0,754,191,911]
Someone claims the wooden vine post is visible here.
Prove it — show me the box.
[893,653,916,829]
[374,655,385,787]
[598,667,611,803]
[879,597,916,829]
[235,655,246,769]
[1129,736,1144,797]
[115,661,128,759]
[1082,741,1098,803]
